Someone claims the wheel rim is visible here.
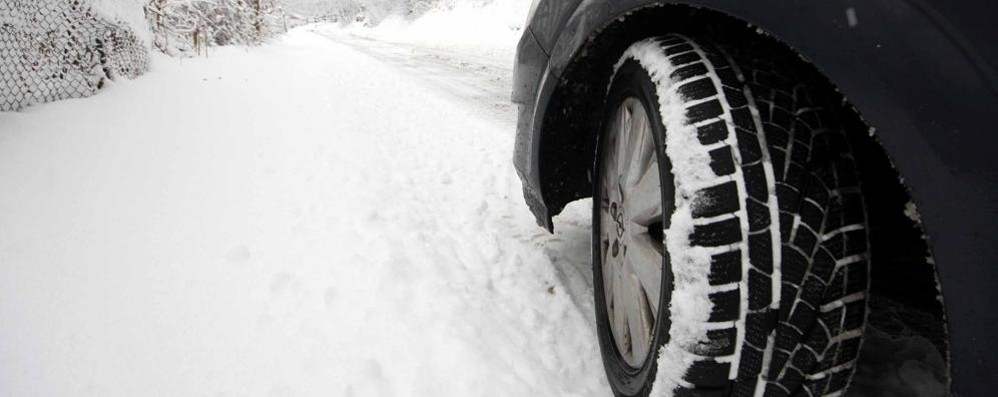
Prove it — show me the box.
[599,97,666,367]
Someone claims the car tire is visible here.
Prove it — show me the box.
[593,34,871,397]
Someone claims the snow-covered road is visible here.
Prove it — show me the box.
[0,27,609,396]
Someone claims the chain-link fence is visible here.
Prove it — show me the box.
[0,0,150,111]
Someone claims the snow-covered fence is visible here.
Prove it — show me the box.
[146,0,287,57]
[0,0,150,111]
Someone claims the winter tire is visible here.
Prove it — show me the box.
[593,35,871,397]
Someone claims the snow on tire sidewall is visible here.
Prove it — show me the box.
[612,39,717,396]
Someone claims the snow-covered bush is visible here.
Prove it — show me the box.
[146,0,289,56]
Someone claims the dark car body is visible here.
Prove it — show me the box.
[511,0,997,395]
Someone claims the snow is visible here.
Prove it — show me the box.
[850,326,948,397]
[0,27,608,396]
[87,0,153,45]
[349,0,532,62]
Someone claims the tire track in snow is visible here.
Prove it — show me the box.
[313,26,517,126]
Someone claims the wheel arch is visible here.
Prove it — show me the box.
[529,2,998,393]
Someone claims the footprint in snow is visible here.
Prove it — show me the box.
[225,244,252,265]
[269,273,302,296]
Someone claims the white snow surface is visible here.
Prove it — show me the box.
[0,27,609,396]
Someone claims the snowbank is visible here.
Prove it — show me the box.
[341,0,532,62]
[88,0,153,46]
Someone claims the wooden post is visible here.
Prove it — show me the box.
[255,0,262,43]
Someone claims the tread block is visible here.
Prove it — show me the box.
[771,148,787,181]
[747,270,771,311]
[836,161,860,187]
[700,327,738,356]
[828,368,853,391]
[779,283,800,317]
[708,146,737,177]
[771,107,792,128]
[810,248,836,280]
[774,323,804,356]
[697,120,729,145]
[782,248,808,286]
[765,124,790,148]
[798,199,824,232]
[792,120,814,145]
[780,367,805,391]
[659,36,688,46]
[687,100,724,124]
[768,349,792,379]
[844,300,866,330]
[790,138,810,164]
[722,86,748,108]
[678,78,718,101]
[777,184,800,212]
[744,308,777,347]
[737,345,765,379]
[820,308,844,336]
[684,359,732,387]
[748,230,773,273]
[709,250,742,285]
[746,198,771,233]
[787,302,818,335]
[708,288,740,322]
[791,347,819,374]
[762,382,791,397]
[741,162,769,201]
[735,128,762,166]
[714,66,740,87]
[665,43,695,56]
[799,108,822,129]
[705,51,728,68]
[694,181,740,218]
[731,378,757,397]
[835,338,862,367]
[670,51,702,66]
[730,108,756,132]
[671,63,708,81]
[779,212,795,241]
[824,271,846,302]
[800,275,828,309]
[843,229,868,257]
[792,226,818,256]
[845,261,869,295]
[773,91,794,112]
[784,163,806,190]
[691,217,742,247]
[804,377,830,397]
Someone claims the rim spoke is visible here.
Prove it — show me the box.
[616,101,634,179]
[626,272,653,362]
[612,261,629,353]
[601,235,614,317]
[626,234,664,314]
[623,104,654,187]
[626,161,662,226]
